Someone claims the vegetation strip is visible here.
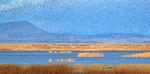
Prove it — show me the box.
[0,44,150,51]
[0,64,150,74]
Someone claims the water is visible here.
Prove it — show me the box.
[0,51,150,65]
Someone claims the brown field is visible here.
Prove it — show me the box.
[123,52,150,58]
[0,64,150,74]
[0,43,150,51]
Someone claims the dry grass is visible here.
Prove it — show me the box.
[56,58,74,63]
[0,64,150,74]
[74,64,104,71]
[77,52,104,58]
[0,64,74,74]
[123,52,150,58]
[0,43,150,51]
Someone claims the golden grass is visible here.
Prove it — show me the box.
[49,50,72,54]
[74,64,104,71]
[0,64,150,74]
[0,43,150,51]
[56,58,74,63]
[77,52,104,58]
[0,64,74,74]
[123,52,150,58]
[48,58,74,63]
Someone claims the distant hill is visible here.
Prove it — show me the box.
[0,21,57,43]
[0,21,150,43]
[0,21,49,38]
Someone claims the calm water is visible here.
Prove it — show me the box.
[0,51,150,65]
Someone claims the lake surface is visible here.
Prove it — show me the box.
[0,51,150,65]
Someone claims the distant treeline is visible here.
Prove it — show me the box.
[0,64,150,74]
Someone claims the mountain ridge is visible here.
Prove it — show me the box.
[0,21,150,43]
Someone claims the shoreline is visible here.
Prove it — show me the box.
[123,52,150,58]
[0,43,150,51]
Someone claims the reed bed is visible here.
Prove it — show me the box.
[0,64,150,74]
[122,52,150,58]
[0,44,150,51]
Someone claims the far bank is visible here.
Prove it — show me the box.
[0,43,150,51]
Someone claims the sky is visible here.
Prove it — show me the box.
[0,0,150,36]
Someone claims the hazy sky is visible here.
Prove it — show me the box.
[0,0,150,35]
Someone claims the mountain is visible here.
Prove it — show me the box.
[0,21,57,43]
[0,21,150,43]
[0,21,82,43]
[0,21,49,38]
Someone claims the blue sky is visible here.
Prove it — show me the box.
[0,0,150,35]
